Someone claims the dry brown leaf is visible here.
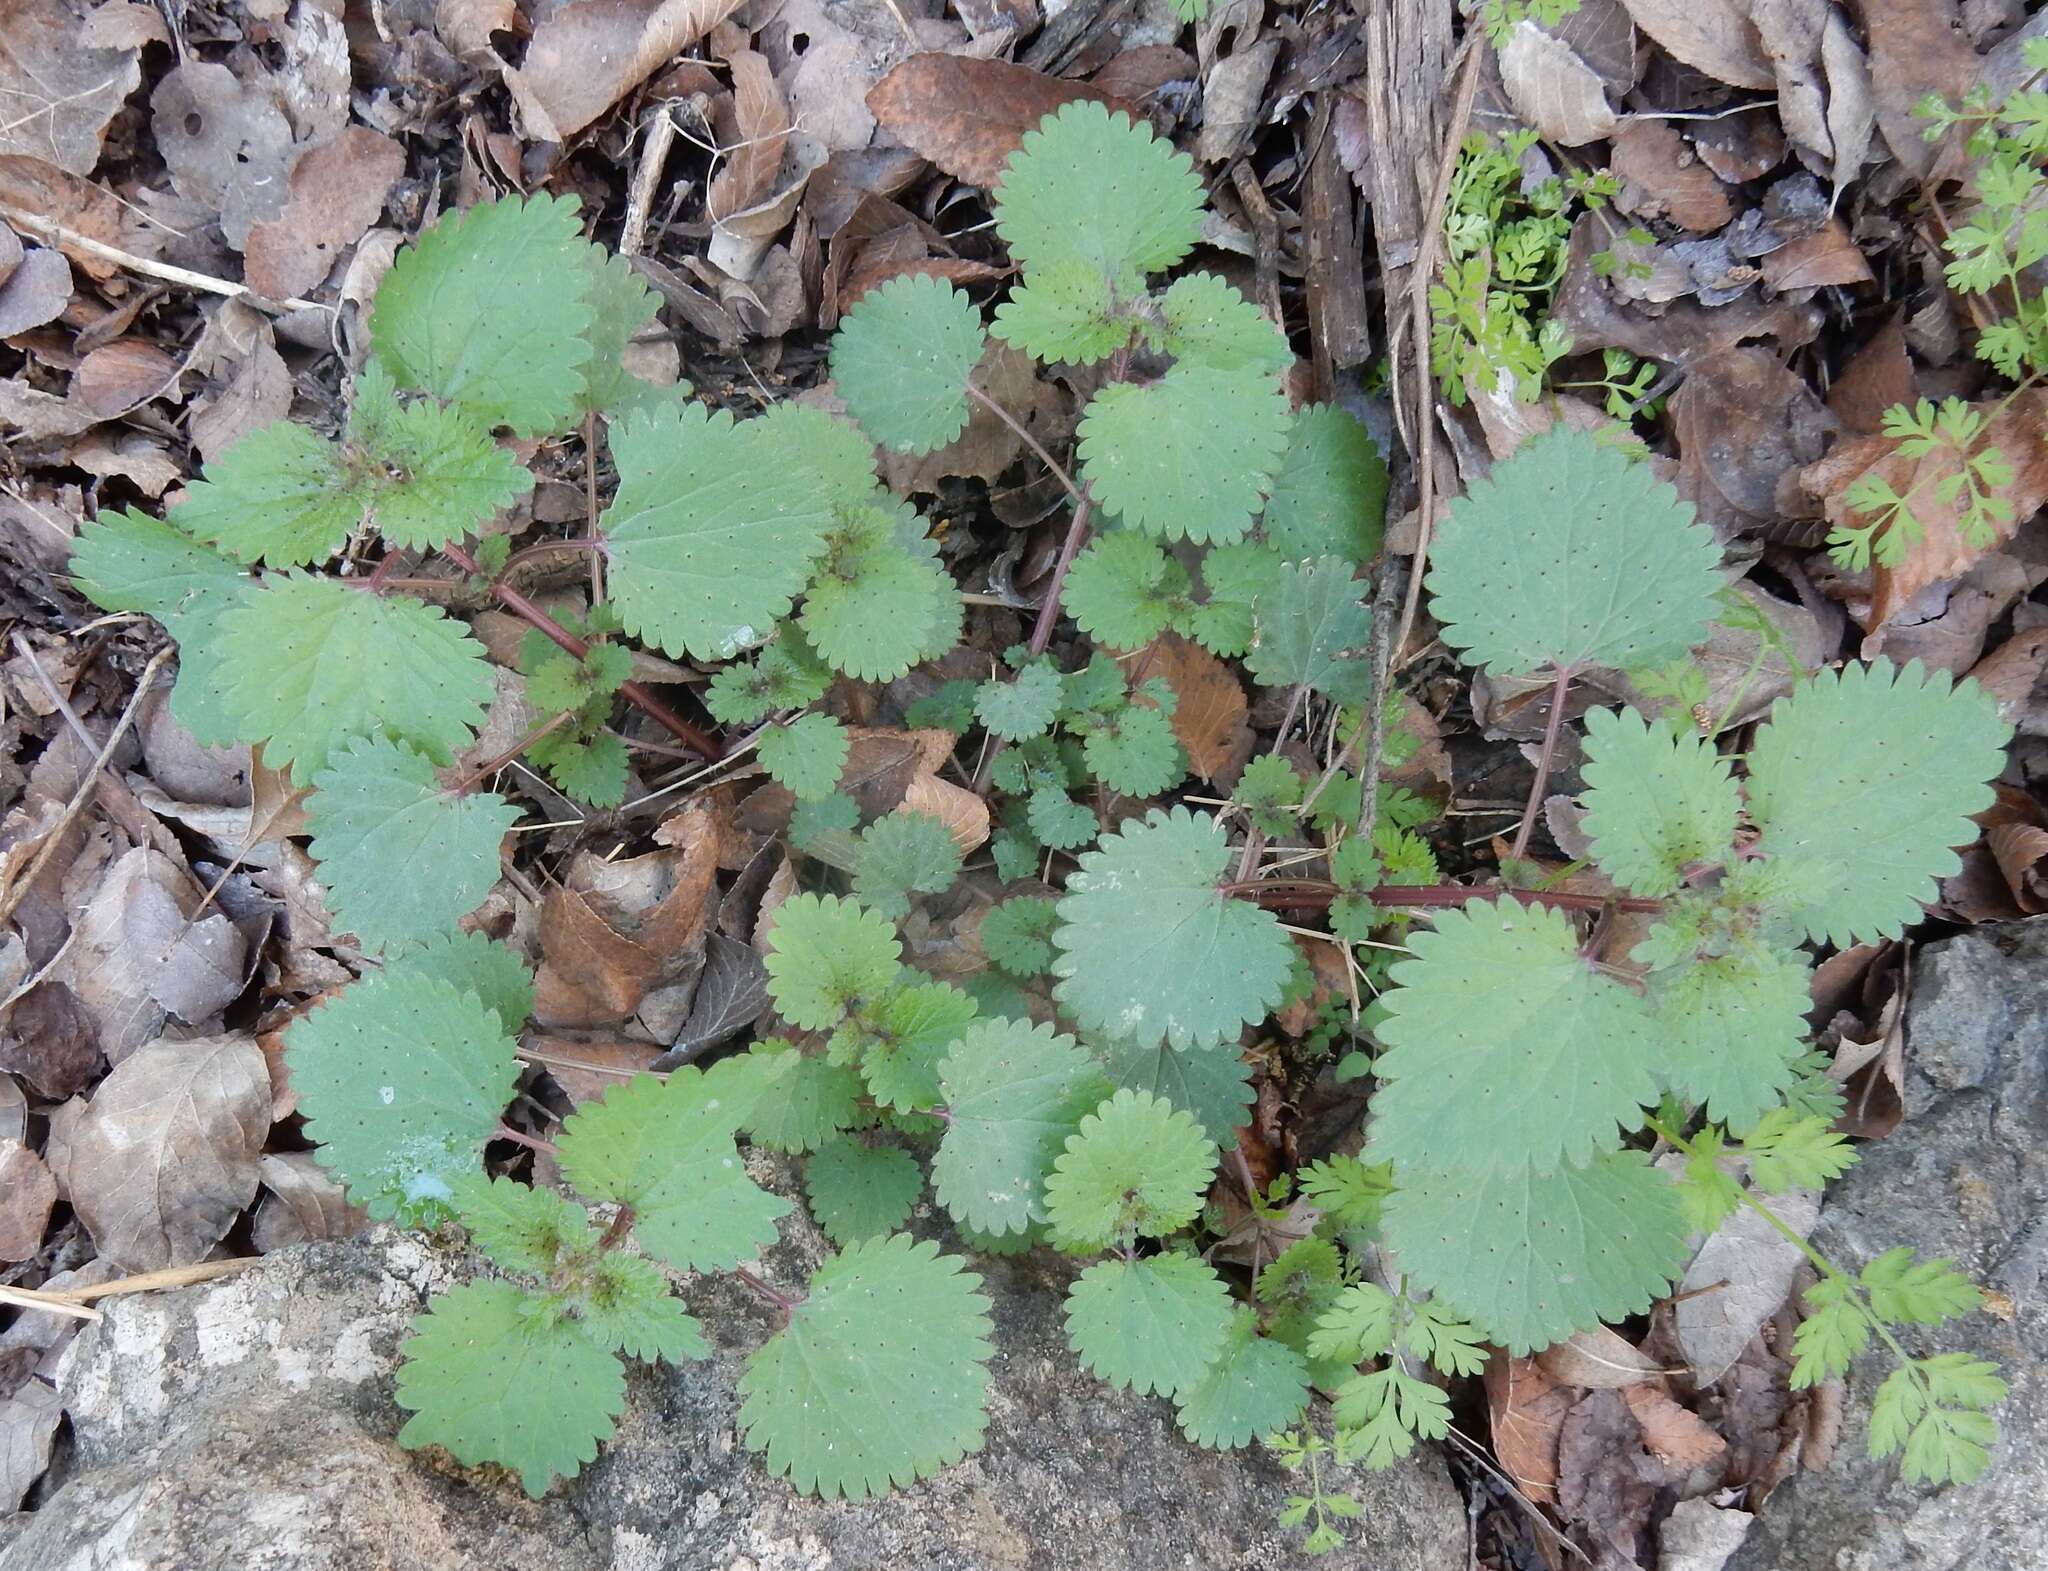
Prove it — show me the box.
[64,1032,270,1270]
[866,54,1139,190]
[1499,20,1617,146]
[249,1150,365,1252]
[243,128,406,301]
[0,982,101,1101]
[1802,390,2048,630]
[0,238,70,337]
[902,770,990,854]
[1827,316,1912,435]
[1987,820,2048,914]
[1760,219,1874,290]
[1821,10,1877,187]
[1485,1352,1573,1505]
[191,326,293,464]
[0,155,128,281]
[522,1035,663,1107]
[1615,0,1772,88]
[1859,0,1978,180]
[73,340,180,417]
[1669,346,1838,537]
[148,61,296,248]
[1609,121,1735,233]
[0,0,141,175]
[79,0,171,48]
[1535,1326,1666,1389]
[507,0,746,141]
[1750,0,1830,166]
[1118,633,1254,786]
[1623,1383,1729,1469]
[0,1141,55,1262]
[435,0,516,54]
[1557,1389,1658,1551]
[706,50,792,224]
[1676,1187,1820,1385]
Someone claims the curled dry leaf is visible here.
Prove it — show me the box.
[1608,121,1735,234]
[706,50,792,224]
[249,1149,366,1252]
[507,0,747,141]
[1676,1187,1820,1386]
[63,1032,271,1271]
[1485,1352,1573,1505]
[901,769,990,855]
[1535,1325,1666,1389]
[1499,21,1617,147]
[1623,1383,1729,1470]
[1821,10,1877,188]
[1614,0,1773,90]
[866,54,1140,190]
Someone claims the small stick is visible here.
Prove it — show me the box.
[0,203,325,314]
[965,383,1082,503]
[1507,664,1575,863]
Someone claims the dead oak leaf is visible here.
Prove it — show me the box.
[866,54,1139,190]
[1113,633,1253,787]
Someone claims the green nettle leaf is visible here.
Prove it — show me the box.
[1173,1308,1312,1450]
[1154,275,1292,375]
[170,419,362,566]
[1650,946,1811,1133]
[803,1139,924,1246]
[978,896,1059,977]
[69,508,251,625]
[1091,1036,1254,1153]
[386,928,534,1031]
[989,261,1129,364]
[992,100,1204,292]
[1181,540,1280,656]
[975,661,1064,741]
[703,631,833,725]
[1080,703,1185,797]
[1368,900,1661,1178]
[1259,405,1389,566]
[762,892,903,1030]
[284,972,518,1221]
[739,1234,994,1499]
[1063,1253,1233,1397]
[799,501,959,681]
[737,1041,867,1153]
[1043,1088,1217,1250]
[1425,426,1723,676]
[574,243,673,420]
[1061,531,1186,648]
[212,572,494,777]
[601,402,874,660]
[1244,555,1374,701]
[306,735,518,955]
[1579,706,1740,896]
[1026,784,1097,851]
[757,713,849,802]
[831,274,984,453]
[530,731,628,808]
[1077,365,1291,545]
[1381,1152,1689,1354]
[852,810,964,919]
[453,1173,593,1276]
[395,1282,623,1497]
[370,194,595,437]
[575,1251,711,1364]
[556,1071,791,1273]
[1051,807,1295,1051]
[347,370,535,551]
[1744,661,2010,947]
[933,1018,1111,1237]
[853,980,979,1114]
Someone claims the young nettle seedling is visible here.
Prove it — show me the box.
[65,95,2013,1525]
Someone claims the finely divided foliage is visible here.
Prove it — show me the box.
[73,103,2015,1511]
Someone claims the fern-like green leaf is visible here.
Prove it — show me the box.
[1368,900,1660,1177]
[1077,365,1290,544]
[602,403,874,660]
[1173,1308,1311,1449]
[1259,405,1388,566]
[1744,661,2010,946]
[1426,426,1723,676]
[1381,1152,1688,1354]
[990,261,1129,364]
[170,419,362,566]
[933,1018,1111,1236]
[739,1234,994,1499]
[757,713,849,802]
[1043,1087,1215,1250]
[803,1138,923,1246]
[831,274,984,453]
[556,1071,791,1273]
[992,101,1204,292]
[1051,807,1295,1051]
[1860,1247,1982,1326]
[395,1282,623,1497]
[762,892,903,1030]
[1328,1363,1451,1466]
[306,734,518,955]
[284,972,518,1221]
[1871,1355,2005,1485]
[1063,1252,1233,1397]
[211,572,493,777]
[1244,555,1374,701]
[1579,706,1740,895]
[370,194,595,437]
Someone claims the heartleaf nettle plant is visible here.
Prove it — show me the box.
[69,100,2013,1526]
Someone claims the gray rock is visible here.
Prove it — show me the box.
[1,1215,1466,1571]
[1730,919,2048,1571]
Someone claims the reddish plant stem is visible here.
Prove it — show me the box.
[498,536,607,579]
[1027,493,1094,658]
[964,382,1081,502]
[1508,663,1576,864]
[364,548,408,593]
[494,1123,557,1157]
[1229,880,1667,917]
[596,1205,636,1252]
[439,541,722,760]
[734,1267,800,1312]
[449,709,574,794]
